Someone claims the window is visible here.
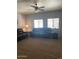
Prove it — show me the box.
[34,20,43,28]
[48,18,59,29]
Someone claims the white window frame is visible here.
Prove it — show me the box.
[34,19,43,28]
[47,18,59,29]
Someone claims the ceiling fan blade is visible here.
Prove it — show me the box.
[30,5,36,8]
[38,8,44,11]
[39,6,45,8]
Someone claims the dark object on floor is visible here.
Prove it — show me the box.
[17,28,28,41]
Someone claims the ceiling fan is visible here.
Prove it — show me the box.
[30,0,45,11]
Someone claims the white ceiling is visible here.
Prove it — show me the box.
[17,0,62,14]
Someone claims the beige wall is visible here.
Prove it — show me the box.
[23,19,32,32]
[17,14,32,32]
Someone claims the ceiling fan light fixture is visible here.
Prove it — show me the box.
[30,0,45,12]
[35,10,40,13]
